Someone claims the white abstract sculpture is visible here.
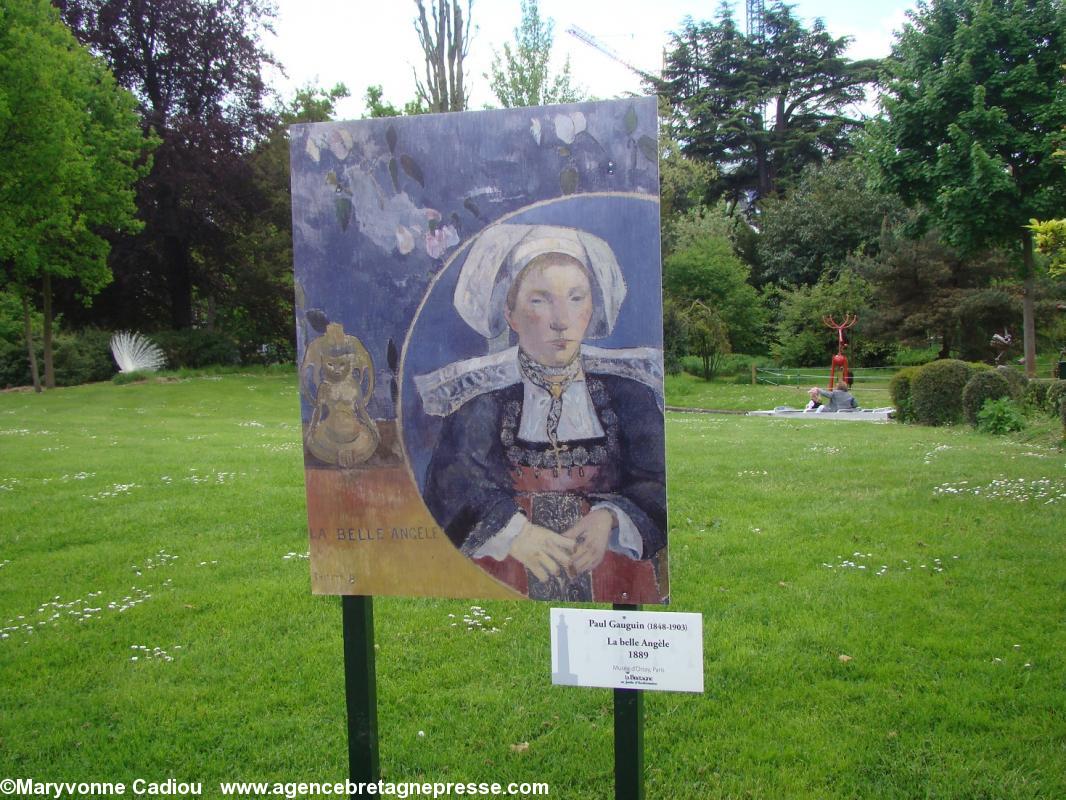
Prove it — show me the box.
[110,331,166,373]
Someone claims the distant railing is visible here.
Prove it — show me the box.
[753,366,900,386]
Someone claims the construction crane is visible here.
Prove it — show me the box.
[566,25,656,82]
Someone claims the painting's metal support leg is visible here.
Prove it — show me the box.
[613,603,644,800]
[342,595,379,791]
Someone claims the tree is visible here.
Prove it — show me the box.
[413,0,473,112]
[753,158,904,286]
[218,84,350,360]
[663,236,767,354]
[1031,216,1066,276]
[663,201,736,259]
[659,136,718,237]
[1030,134,1066,278]
[656,2,879,207]
[662,295,692,374]
[363,85,426,118]
[1,0,146,389]
[855,225,1015,360]
[486,0,584,108]
[56,0,279,331]
[685,301,732,379]
[870,0,1066,376]
[768,269,877,366]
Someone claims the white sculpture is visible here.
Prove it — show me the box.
[110,332,166,373]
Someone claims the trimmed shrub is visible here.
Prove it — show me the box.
[150,329,240,369]
[889,367,921,423]
[1046,380,1066,416]
[911,359,974,426]
[995,366,1028,400]
[962,370,1012,426]
[1024,380,1050,411]
[976,397,1027,434]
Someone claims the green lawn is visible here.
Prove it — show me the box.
[1,374,1063,798]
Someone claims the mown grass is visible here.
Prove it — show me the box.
[1,375,1063,799]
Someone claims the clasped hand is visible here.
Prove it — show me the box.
[507,509,615,582]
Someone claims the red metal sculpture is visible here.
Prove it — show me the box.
[823,314,857,389]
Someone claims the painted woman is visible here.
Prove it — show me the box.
[415,224,666,602]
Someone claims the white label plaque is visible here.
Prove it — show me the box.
[550,608,704,693]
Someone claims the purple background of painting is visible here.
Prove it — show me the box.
[401,193,663,489]
[290,97,660,423]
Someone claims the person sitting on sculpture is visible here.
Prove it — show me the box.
[811,381,858,412]
[804,387,823,411]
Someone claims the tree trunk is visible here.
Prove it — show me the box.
[22,294,42,393]
[42,272,55,389]
[1020,229,1037,378]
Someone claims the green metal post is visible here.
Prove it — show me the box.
[342,595,379,787]
[613,603,644,800]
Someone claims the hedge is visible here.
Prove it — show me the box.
[911,359,974,426]
[962,370,1012,427]
[888,367,921,423]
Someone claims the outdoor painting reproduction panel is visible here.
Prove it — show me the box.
[291,98,668,603]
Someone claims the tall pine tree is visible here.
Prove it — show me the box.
[656,2,879,207]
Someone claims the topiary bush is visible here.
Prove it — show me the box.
[911,359,974,426]
[889,367,921,423]
[1024,380,1050,411]
[995,366,1029,400]
[976,397,1027,434]
[962,370,1012,426]
[1046,380,1066,416]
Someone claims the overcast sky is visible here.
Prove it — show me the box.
[266,0,917,120]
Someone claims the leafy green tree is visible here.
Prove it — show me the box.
[662,295,692,374]
[753,158,904,286]
[768,269,877,366]
[363,85,427,118]
[1030,217,1066,276]
[56,0,279,331]
[685,300,732,379]
[659,136,717,229]
[663,236,767,354]
[1,0,146,389]
[662,201,735,259]
[1030,136,1066,277]
[657,2,879,207]
[870,0,1066,376]
[486,0,585,108]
